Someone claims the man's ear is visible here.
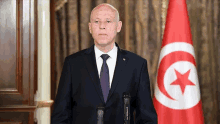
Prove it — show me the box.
[117,21,122,33]
[88,22,92,34]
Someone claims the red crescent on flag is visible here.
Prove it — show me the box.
[157,51,196,100]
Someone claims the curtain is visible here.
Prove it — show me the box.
[52,0,220,123]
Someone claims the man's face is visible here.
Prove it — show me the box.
[89,6,122,47]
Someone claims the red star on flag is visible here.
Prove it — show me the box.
[170,69,195,94]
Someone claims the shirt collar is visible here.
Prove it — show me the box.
[94,43,118,60]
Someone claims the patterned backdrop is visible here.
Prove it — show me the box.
[52,0,220,123]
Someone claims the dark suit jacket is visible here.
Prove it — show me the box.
[51,43,157,124]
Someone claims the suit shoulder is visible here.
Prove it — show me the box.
[64,48,87,61]
[121,49,147,62]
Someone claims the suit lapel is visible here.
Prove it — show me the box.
[83,45,105,104]
[106,43,129,103]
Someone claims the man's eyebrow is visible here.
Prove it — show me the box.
[92,18,113,20]
[92,18,100,20]
[106,18,113,21]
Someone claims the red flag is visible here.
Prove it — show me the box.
[153,0,204,124]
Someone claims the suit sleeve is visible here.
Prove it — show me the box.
[135,59,158,124]
[51,57,73,124]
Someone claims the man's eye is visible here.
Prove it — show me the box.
[107,21,111,23]
[94,21,99,23]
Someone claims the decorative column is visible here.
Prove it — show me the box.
[35,0,53,123]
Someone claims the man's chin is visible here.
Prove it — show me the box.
[95,41,113,47]
[98,43,109,47]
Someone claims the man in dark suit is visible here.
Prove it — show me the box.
[51,3,157,124]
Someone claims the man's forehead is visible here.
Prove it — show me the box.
[93,9,115,16]
[93,5,115,13]
[90,4,119,21]
[91,7,116,19]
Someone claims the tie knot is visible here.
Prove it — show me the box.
[101,54,110,61]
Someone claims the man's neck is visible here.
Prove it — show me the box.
[95,42,115,53]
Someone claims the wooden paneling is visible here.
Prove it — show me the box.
[0,112,29,124]
[0,0,37,104]
[0,0,22,95]
[0,122,22,124]
[0,0,37,123]
[0,0,20,94]
[0,105,35,112]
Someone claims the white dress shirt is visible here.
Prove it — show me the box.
[94,43,118,88]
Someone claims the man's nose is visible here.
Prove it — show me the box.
[99,22,106,29]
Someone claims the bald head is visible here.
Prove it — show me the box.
[90,3,120,22]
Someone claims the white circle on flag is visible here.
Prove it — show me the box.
[155,42,201,110]
[164,61,200,109]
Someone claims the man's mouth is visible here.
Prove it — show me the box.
[99,34,107,35]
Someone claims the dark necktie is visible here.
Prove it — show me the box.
[100,54,110,102]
